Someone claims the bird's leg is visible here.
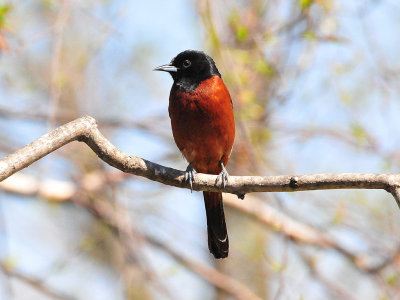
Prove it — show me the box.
[216,161,229,188]
[184,163,197,192]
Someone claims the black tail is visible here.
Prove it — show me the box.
[203,191,229,258]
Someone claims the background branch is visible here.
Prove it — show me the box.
[0,262,74,300]
[2,172,398,275]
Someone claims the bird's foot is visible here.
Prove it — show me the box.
[216,161,229,188]
[185,163,197,192]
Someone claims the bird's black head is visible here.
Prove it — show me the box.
[154,50,221,92]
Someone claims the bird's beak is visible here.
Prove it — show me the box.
[153,64,178,73]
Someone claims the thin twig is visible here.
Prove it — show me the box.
[0,262,75,300]
[48,0,70,127]
[147,235,263,300]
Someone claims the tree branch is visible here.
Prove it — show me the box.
[0,116,400,209]
[2,173,397,274]
[0,262,75,300]
[72,185,262,300]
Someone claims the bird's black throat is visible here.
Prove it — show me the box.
[170,50,221,92]
[173,76,211,93]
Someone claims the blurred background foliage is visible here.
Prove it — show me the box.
[0,0,400,299]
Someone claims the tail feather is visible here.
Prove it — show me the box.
[203,191,229,258]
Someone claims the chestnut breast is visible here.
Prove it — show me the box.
[169,76,235,174]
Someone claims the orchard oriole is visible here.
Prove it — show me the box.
[154,50,235,259]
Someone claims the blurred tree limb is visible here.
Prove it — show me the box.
[0,262,75,300]
[76,191,263,300]
[0,116,400,208]
[2,172,398,275]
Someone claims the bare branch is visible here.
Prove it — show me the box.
[71,184,263,300]
[0,116,400,209]
[2,173,398,274]
[223,194,333,247]
[224,194,400,273]
[147,236,263,300]
[0,262,75,300]
[390,187,400,209]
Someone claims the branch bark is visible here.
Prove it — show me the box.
[0,116,400,209]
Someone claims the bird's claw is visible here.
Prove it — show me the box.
[185,163,197,192]
[216,161,229,188]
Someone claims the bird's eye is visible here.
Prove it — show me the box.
[183,60,191,68]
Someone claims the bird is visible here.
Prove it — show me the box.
[154,50,235,259]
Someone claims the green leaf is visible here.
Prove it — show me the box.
[386,273,398,286]
[350,123,367,144]
[236,25,248,42]
[0,4,11,27]
[340,91,353,104]
[228,9,248,43]
[299,0,315,10]
[250,128,272,144]
[3,256,18,272]
[303,31,316,40]
[255,59,274,76]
